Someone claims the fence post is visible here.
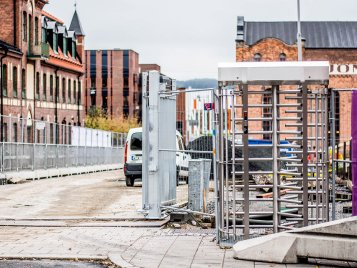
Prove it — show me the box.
[33,121,36,172]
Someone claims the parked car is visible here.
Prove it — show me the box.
[124,127,190,186]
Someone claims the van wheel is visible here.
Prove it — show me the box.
[126,176,135,187]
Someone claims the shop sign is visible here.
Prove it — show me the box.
[330,64,357,75]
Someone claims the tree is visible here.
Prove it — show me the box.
[85,107,140,133]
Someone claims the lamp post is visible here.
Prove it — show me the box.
[297,0,303,61]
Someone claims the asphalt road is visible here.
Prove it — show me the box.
[0,170,188,220]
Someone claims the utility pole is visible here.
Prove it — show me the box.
[297,0,303,61]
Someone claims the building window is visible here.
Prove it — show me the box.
[72,41,76,59]
[2,123,8,142]
[13,67,18,98]
[262,91,272,140]
[49,123,53,144]
[73,80,77,104]
[254,53,261,62]
[62,78,66,103]
[63,37,67,56]
[68,79,71,103]
[28,14,32,50]
[2,64,7,97]
[43,73,47,101]
[50,75,53,101]
[35,72,40,100]
[42,27,47,43]
[279,53,286,61]
[56,76,59,102]
[23,12,27,42]
[123,96,129,117]
[13,123,18,143]
[78,81,81,104]
[35,17,39,46]
[21,69,26,99]
[53,33,58,53]
[102,50,108,88]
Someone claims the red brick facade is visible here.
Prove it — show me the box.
[236,38,357,142]
[85,49,140,119]
[139,64,161,73]
[0,0,85,143]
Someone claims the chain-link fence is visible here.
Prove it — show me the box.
[0,115,126,172]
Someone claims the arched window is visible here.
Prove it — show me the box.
[13,66,18,98]
[254,53,261,62]
[23,12,27,42]
[35,17,39,45]
[279,53,286,61]
[22,69,26,99]
[35,72,40,100]
[62,78,66,103]
[73,80,76,104]
[68,79,71,103]
[2,64,8,97]
[43,73,47,101]
[49,75,53,101]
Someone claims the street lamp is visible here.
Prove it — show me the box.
[297,0,303,61]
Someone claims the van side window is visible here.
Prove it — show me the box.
[130,132,142,151]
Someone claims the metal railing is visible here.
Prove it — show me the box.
[0,115,126,172]
[0,143,123,172]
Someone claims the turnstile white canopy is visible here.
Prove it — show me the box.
[218,61,329,85]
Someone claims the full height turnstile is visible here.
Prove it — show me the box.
[216,62,330,246]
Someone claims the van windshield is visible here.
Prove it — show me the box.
[130,132,142,151]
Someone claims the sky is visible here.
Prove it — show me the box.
[45,0,357,80]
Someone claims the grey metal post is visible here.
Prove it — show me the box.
[331,89,336,220]
[146,71,161,219]
[212,87,220,242]
[302,84,309,226]
[242,84,250,239]
[142,72,149,210]
[231,89,237,240]
[272,85,279,232]
[33,121,36,171]
[224,89,230,239]
[297,0,303,61]
[218,85,225,240]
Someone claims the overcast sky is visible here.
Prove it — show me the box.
[45,0,357,80]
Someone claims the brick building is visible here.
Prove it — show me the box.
[0,0,85,143]
[85,49,139,118]
[235,17,357,143]
[140,64,161,73]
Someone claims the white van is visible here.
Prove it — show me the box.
[124,127,190,186]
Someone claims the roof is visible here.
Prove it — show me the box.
[42,10,64,25]
[69,10,85,36]
[0,40,22,55]
[47,46,84,73]
[240,19,357,48]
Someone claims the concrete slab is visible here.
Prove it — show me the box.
[234,217,357,264]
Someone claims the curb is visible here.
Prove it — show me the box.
[108,253,137,268]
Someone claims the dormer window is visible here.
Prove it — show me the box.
[42,27,47,43]
[53,33,58,53]
[72,41,76,59]
[254,53,261,62]
[63,37,67,56]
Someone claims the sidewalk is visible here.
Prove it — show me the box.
[0,223,318,268]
